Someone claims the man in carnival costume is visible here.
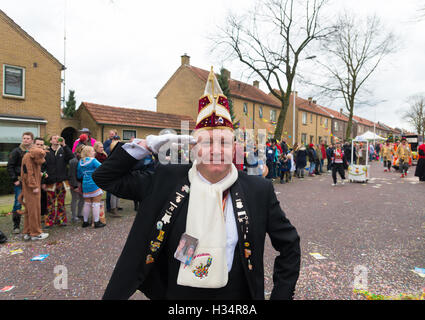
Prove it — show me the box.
[93,67,300,300]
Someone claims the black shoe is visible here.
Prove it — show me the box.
[94,221,106,228]
[117,207,123,211]
[82,221,90,228]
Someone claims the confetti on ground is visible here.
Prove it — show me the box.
[411,267,425,278]
[0,286,15,293]
[354,289,425,300]
[309,252,327,260]
[30,254,49,261]
[9,249,23,255]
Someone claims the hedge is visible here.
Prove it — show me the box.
[0,167,13,195]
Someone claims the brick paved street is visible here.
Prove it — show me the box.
[0,161,424,300]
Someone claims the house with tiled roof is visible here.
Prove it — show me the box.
[156,54,292,138]
[74,102,196,142]
[291,94,333,145]
[0,9,65,164]
[311,105,348,143]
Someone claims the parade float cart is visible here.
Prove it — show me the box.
[349,136,370,183]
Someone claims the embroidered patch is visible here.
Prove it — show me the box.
[156,221,163,230]
[192,257,213,279]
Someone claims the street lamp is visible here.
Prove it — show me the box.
[293,55,316,146]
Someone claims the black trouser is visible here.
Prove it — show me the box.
[280,170,291,182]
[399,160,409,174]
[332,163,345,184]
[12,212,21,229]
[41,189,47,215]
[383,160,391,170]
[327,156,332,170]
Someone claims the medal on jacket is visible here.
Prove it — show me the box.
[145,180,190,265]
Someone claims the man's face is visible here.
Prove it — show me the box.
[109,131,115,139]
[34,139,45,149]
[50,135,59,145]
[193,129,234,175]
[22,135,33,147]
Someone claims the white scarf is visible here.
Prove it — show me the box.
[177,161,238,288]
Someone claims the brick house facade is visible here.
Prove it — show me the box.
[0,9,64,163]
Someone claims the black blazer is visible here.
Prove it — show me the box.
[93,144,300,300]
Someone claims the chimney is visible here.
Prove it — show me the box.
[181,53,190,66]
[312,100,317,104]
[222,68,231,80]
[308,97,313,105]
[340,108,343,114]
[294,91,298,97]
[253,80,259,88]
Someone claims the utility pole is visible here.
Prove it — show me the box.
[61,0,67,111]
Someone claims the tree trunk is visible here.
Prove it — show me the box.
[274,94,290,140]
[345,101,355,139]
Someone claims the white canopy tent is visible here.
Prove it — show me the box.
[354,130,386,141]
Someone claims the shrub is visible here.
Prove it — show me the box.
[0,167,13,195]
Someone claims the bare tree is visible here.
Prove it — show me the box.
[403,94,425,136]
[316,13,396,138]
[210,0,333,139]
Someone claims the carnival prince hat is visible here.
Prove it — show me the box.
[195,67,234,131]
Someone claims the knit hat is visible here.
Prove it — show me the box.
[195,67,233,131]
[79,134,88,142]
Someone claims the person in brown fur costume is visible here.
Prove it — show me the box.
[18,147,49,241]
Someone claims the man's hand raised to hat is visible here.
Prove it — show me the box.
[140,134,197,154]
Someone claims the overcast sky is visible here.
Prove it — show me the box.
[2,0,425,131]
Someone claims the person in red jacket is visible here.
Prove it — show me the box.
[414,143,425,181]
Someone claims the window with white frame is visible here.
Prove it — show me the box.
[302,112,307,125]
[270,109,276,122]
[0,122,38,163]
[122,130,136,141]
[259,106,263,118]
[334,121,339,131]
[301,133,307,144]
[324,118,328,128]
[243,103,248,115]
[3,64,25,98]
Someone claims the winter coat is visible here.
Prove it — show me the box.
[7,144,30,182]
[295,147,307,168]
[72,137,97,153]
[43,145,74,185]
[77,157,102,193]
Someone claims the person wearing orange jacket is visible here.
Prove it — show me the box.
[380,141,394,172]
[396,137,412,178]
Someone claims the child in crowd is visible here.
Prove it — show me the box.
[77,146,106,228]
[279,152,292,184]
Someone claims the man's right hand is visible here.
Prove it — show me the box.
[145,134,196,154]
